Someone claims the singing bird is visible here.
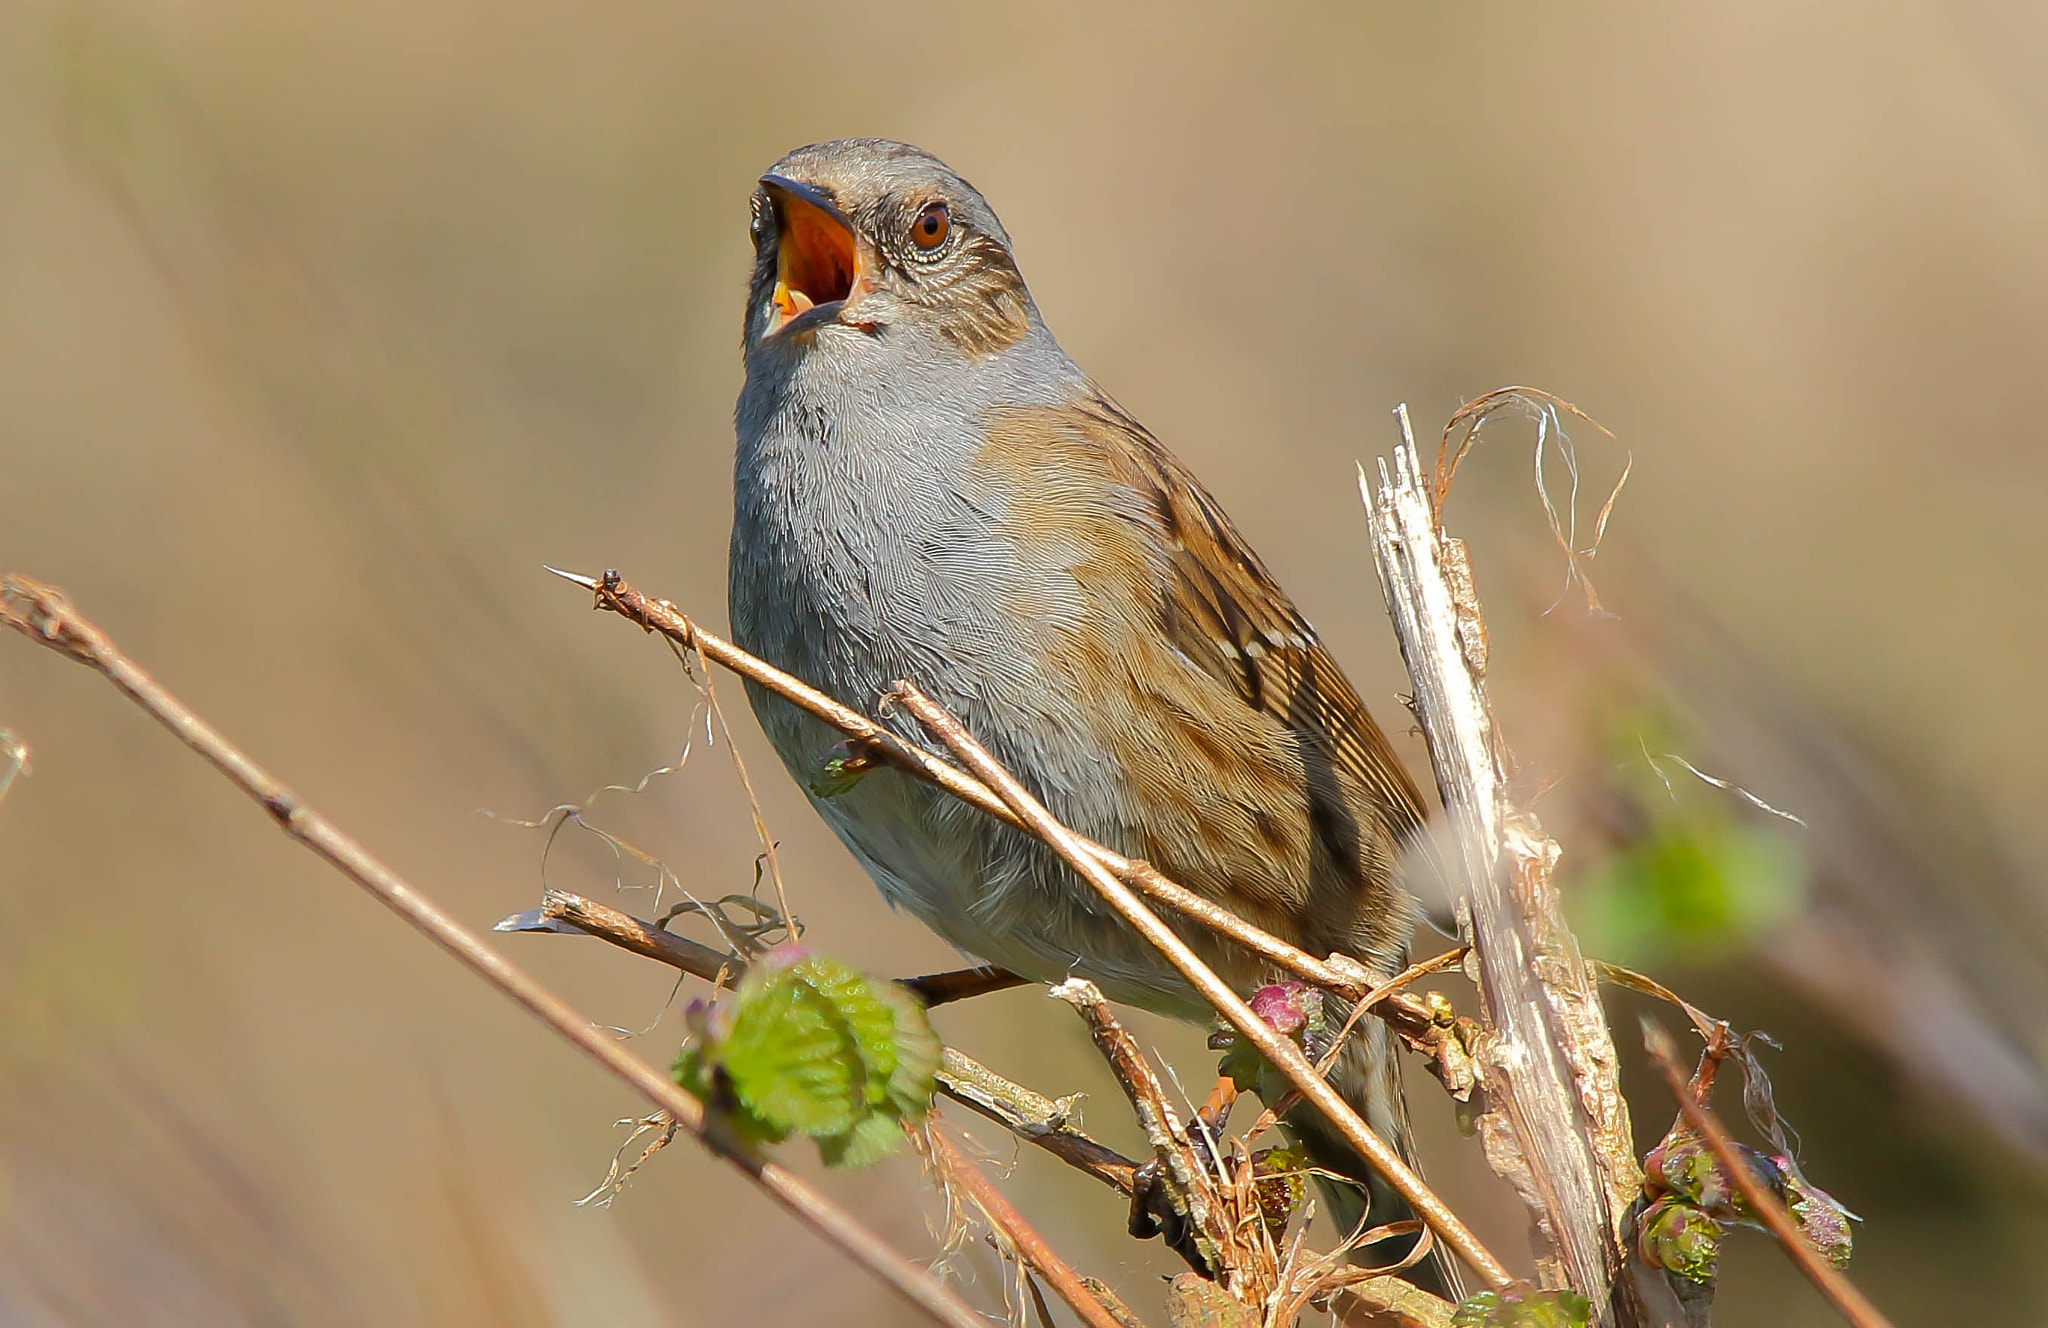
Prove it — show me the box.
[729,138,1444,1275]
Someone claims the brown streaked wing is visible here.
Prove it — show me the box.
[1072,387,1433,847]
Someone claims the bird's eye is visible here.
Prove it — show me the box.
[910,201,950,251]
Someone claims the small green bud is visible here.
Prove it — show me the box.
[1637,1196,1720,1282]
[1646,1132,1728,1209]
[1778,1159,1856,1269]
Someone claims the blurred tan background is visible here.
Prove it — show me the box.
[5,2,2048,1324]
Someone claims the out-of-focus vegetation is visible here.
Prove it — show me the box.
[4,3,2047,1324]
[1571,708,1809,965]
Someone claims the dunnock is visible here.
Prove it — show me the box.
[729,139,1442,1273]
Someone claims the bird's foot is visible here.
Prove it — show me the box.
[1126,1159,1213,1276]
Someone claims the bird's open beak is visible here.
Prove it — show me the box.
[761,175,860,335]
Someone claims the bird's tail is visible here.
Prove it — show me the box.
[1283,1015,1468,1303]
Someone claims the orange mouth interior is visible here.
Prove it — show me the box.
[773,195,857,330]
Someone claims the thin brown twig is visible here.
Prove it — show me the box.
[1324,947,1469,1080]
[556,568,1442,1045]
[892,680,1515,1293]
[517,886,740,983]
[1054,978,1235,1278]
[928,1122,1133,1328]
[903,965,1033,1007]
[934,1047,1145,1198]
[1642,1021,1894,1328]
[507,886,1024,1009]
[1120,863,1435,1045]
[0,573,987,1328]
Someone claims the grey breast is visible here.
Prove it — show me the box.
[727,333,1207,1012]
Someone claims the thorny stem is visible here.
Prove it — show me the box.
[892,680,1517,1293]
[1643,1022,1894,1328]
[0,574,988,1328]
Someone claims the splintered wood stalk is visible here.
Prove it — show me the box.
[1363,409,1639,1323]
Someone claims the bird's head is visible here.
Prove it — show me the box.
[742,139,1036,361]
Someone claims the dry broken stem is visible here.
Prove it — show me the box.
[1365,409,1636,1319]
[0,573,987,1328]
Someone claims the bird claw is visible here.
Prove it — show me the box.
[1127,1160,1213,1276]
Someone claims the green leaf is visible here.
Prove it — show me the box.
[670,947,941,1170]
[819,1112,908,1169]
[720,967,861,1136]
[874,979,941,1117]
[794,954,899,1108]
